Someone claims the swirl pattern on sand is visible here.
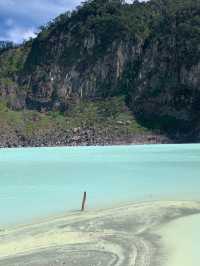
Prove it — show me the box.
[0,201,200,266]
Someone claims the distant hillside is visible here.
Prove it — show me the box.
[0,0,199,147]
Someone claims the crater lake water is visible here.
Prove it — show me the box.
[0,144,200,226]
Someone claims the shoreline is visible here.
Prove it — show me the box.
[0,139,171,149]
[0,142,199,151]
[0,128,171,149]
[1,200,200,266]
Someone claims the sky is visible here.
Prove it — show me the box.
[0,0,81,43]
[0,0,137,43]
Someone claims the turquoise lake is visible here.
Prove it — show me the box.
[0,144,200,226]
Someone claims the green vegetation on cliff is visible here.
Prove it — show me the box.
[0,97,152,147]
[0,0,199,145]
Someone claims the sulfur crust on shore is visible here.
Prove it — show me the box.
[0,201,200,266]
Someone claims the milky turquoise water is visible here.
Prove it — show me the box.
[0,144,200,225]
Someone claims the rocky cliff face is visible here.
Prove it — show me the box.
[130,3,200,139]
[22,38,139,111]
[0,0,200,143]
[20,25,143,112]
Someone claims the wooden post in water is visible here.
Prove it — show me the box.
[81,191,87,211]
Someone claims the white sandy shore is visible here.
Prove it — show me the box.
[156,213,200,266]
[0,200,200,266]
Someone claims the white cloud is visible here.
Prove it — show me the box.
[2,27,36,43]
[0,0,81,43]
[0,0,79,20]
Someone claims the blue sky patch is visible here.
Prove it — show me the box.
[0,0,81,43]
